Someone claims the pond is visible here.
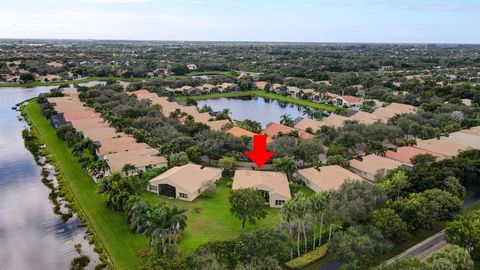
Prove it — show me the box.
[0,86,99,269]
[196,96,308,127]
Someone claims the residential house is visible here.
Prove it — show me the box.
[349,111,388,125]
[440,128,480,149]
[262,123,315,140]
[296,165,364,192]
[105,148,167,176]
[206,120,231,131]
[232,170,291,208]
[148,164,222,201]
[349,154,403,181]
[385,146,444,167]
[335,96,363,110]
[79,127,125,143]
[414,138,471,158]
[96,136,150,157]
[219,83,241,92]
[187,64,197,71]
[253,81,270,91]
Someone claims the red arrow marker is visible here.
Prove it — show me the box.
[245,135,275,168]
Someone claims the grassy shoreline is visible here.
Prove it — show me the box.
[176,90,336,112]
[23,100,148,270]
[21,99,282,267]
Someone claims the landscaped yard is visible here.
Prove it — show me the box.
[176,90,336,112]
[23,99,282,267]
[143,179,280,252]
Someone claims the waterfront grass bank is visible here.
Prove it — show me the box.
[22,100,148,270]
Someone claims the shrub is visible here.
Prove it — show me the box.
[285,245,328,269]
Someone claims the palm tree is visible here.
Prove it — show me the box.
[272,156,297,181]
[309,191,331,249]
[122,163,138,176]
[280,199,296,260]
[390,170,409,199]
[146,204,167,251]
[292,193,310,255]
[165,205,188,245]
[125,196,151,234]
[280,113,294,127]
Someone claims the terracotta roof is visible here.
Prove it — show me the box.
[339,96,362,103]
[254,81,269,89]
[414,139,471,157]
[80,127,125,142]
[350,111,388,125]
[206,120,230,131]
[228,126,257,137]
[385,146,444,166]
[63,111,101,122]
[127,89,151,96]
[262,123,315,140]
[70,118,109,131]
[106,148,167,173]
[150,164,222,193]
[294,118,324,132]
[297,165,364,192]
[232,170,291,199]
[349,154,402,176]
[97,137,150,156]
[384,102,417,114]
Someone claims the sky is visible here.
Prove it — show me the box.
[0,0,478,43]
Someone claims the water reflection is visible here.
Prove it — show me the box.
[0,86,98,270]
[197,96,308,127]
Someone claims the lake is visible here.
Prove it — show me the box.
[196,96,308,127]
[0,86,99,269]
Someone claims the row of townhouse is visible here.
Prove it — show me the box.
[47,89,168,178]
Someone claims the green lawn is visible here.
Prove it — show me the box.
[176,90,336,112]
[23,101,148,270]
[143,179,280,252]
[23,100,281,267]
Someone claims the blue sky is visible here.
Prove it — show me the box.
[0,0,478,43]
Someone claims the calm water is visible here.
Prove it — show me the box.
[0,86,98,269]
[197,96,307,127]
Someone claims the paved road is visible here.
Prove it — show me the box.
[384,189,480,265]
[318,190,480,270]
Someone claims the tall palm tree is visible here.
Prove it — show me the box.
[292,193,310,255]
[146,204,167,250]
[165,205,188,245]
[280,199,296,260]
[309,191,331,249]
[126,196,151,234]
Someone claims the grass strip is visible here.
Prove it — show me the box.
[23,100,148,270]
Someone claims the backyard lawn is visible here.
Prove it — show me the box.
[23,99,282,267]
[143,179,281,252]
[176,90,336,112]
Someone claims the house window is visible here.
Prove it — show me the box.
[149,185,157,191]
[275,200,285,206]
[179,193,188,199]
